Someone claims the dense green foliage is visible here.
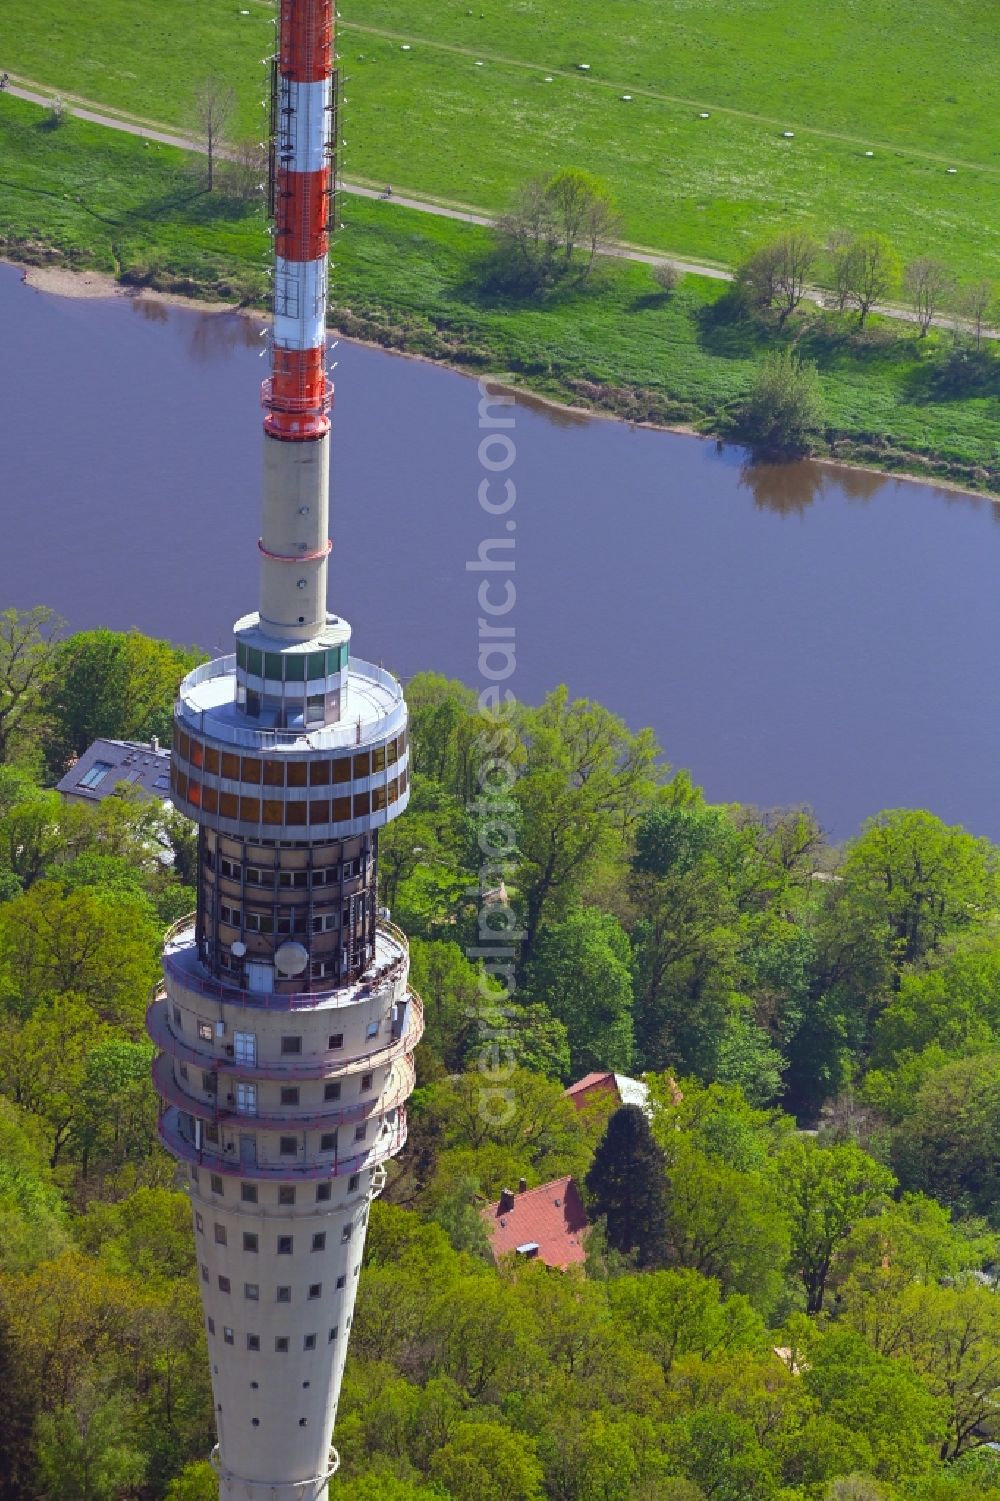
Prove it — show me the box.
[5,624,1000,1499]
[2,93,999,490]
[2,0,999,284]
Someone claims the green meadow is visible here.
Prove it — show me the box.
[2,0,998,281]
[3,95,998,492]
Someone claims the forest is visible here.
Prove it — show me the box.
[4,605,1000,1501]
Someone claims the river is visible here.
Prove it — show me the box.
[2,260,999,840]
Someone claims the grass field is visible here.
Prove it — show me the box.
[1,0,998,282]
[2,94,998,492]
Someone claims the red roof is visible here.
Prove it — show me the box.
[482,1175,589,1269]
[564,1071,620,1110]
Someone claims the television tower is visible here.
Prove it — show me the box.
[147,0,421,1494]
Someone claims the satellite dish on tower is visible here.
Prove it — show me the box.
[232,941,247,958]
[275,942,309,977]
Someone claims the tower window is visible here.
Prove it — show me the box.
[277,1236,293,1255]
[279,1137,298,1156]
[348,1174,360,1193]
[280,1036,302,1055]
[303,1335,316,1351]
[207,1318,215,1335]
[360,1073,373,1092]
[244,1284,259,1301]
[335,1276,345,1290]
[280,1087,300,1106]
[210,1174,224,1195]
[241,1185,258,1204]
[195,1213,204,1233]
[223,1327,234,1345]
[328,1033,343,1050]
[214,1224,227,1246]
[279,1186,296,1205]
[312,1233,326,1252]
[320,1132,337,1152]
[275,1337,289,1353]
[324,1082,341,1101]
[316,1183,332,1202]
[277,1286,291,1303]
[218,1276,231,1294]
[243,1232,258,1253]
[308,1283,321,1299]
[247,1335,260,1351]
[329,1327,338,1342]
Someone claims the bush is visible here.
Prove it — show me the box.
[739,349,823,456]
[652,262,679,293]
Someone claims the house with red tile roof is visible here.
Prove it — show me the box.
[563,1070,657,1113]
[481,1175,589,1270]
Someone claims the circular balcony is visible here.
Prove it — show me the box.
[147,987,423,1082]
[157,1103,408,1181]
[151,1050,416,1131]
[161,914,409,1012]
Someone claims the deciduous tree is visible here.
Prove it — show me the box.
[193,75,234,192]
[775,1137,896,1314]
[525,906,634,1075]
[904,258,954,336]
[842,233,901,327]
[0,607,63,765]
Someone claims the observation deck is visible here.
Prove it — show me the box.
[178,655,405,753]
[162,915,409,1010]
[169,657,410,841]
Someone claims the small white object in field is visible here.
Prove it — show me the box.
[475,60,484,65]
[621,94,632,101]
[578,62,591,70]
[783,130,795,138]
[698,111,710,118]
[946,166,957,173]
[864,150,874,157]
[401,44,411,51]
[544,75,554,82]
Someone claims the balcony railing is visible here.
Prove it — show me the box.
[161,915,408,1013]
[176,655,406,751]
[151,1050,416,1131]
[158,1103,408,1181]
[147,988,425,1082]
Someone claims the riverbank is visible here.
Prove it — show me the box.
[2,95,998,496]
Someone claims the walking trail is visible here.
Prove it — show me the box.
[2,75,990,335]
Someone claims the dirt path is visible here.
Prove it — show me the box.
[2,76,994,334]
[2,76,731,280]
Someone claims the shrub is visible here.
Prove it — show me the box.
[739,349,823,456]
[652,262,679,293]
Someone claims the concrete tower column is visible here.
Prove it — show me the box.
[148,2,419,1496]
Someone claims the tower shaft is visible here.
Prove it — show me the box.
[148,4,419,1497]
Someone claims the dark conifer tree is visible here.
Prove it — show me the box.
[585,1103,668,1268]
[0,1317,37,1501]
